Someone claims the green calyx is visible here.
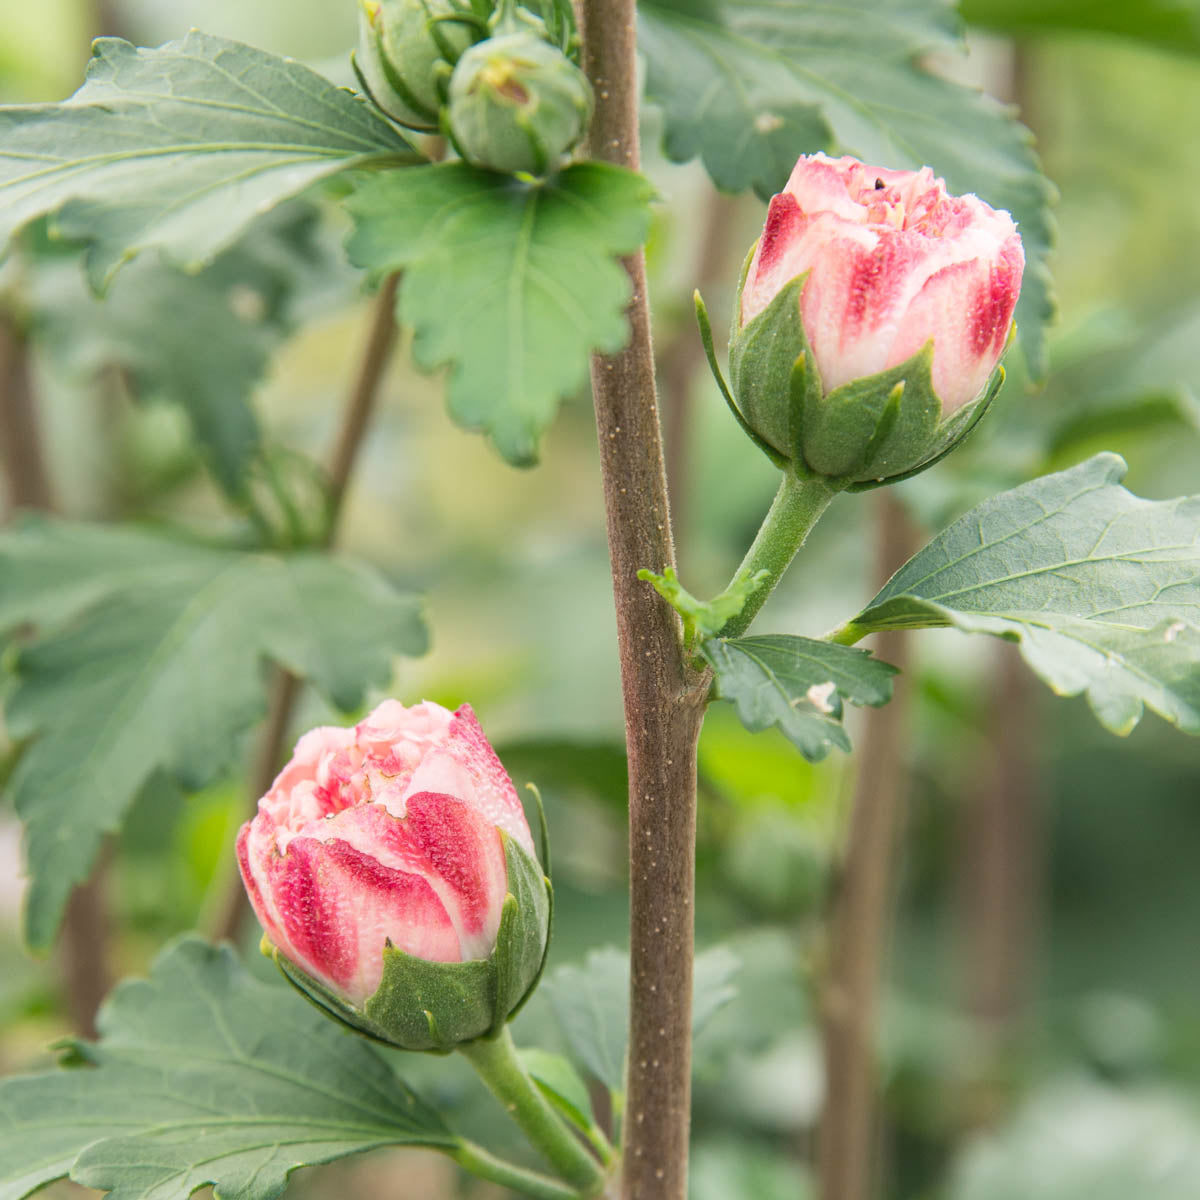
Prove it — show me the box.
[354,0,477,131]
[446,29,593,176]
[265,833,553,1052]
[716,269,1005,489]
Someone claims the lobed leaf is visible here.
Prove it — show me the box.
[0,938,452,1200]
[541,945,740,1097]
[959,0,1200,56]
[700,635,899,761]
[0,32,413,288]
[638,0,1056,373]
[0,519,428,950]
[844,454,1200,736]
[345,162,655,465]
[25,202,358,497]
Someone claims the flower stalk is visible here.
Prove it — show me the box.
[459,1026,608,1195]
[716,469,840,639]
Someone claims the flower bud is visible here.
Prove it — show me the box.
[447,30,593,176]
[355,0,474,131]
[237,699,551,1051]
[728,153,1024,488]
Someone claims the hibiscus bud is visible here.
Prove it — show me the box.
[446,30,593,176]
[728,152,1024,488]
[237,699,551,1051]
[355,0,474,131]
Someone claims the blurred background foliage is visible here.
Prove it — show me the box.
[1,1,1199,1198]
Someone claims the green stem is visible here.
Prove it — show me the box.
[459,1027,607,1195]
[452,1139,584,1200]
[825,620,868,646]
[717,469,840,639]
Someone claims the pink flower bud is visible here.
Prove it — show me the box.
[741,152,1024,415]
[237,700,540,1014]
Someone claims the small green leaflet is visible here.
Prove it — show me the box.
[0,519,428,950]
[0,32,413,288]
[541,945,740,1097]
[25,203,358,498]
[700,635,899,761]
[345,162,655,465]
[0,938,453,1200]
[637,0,1055,374]
[843,454,1200,736]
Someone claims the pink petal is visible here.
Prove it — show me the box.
[270,834,461,1005]
[741,192,813,325]
[403,791,508,958]
[314,797,509,961]
[798,226,926,389]
[887,235,1022,412]
[446,704,535,855]
[782,153,863,220]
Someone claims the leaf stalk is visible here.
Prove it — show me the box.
[458,1026,608,1195]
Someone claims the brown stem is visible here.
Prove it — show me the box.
[956,645,1041,1125]
[2,313,115,1036]
[60,846,114,1039]
[658,189,740,549]
[0,317,54,515]
[819,494,919,1200]
[208,273,401,945]
[575,5,708,1197]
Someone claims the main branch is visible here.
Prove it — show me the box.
[576,4,708,1197]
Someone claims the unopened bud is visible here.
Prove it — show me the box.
[447,31,592,176]
[356,0,474,131]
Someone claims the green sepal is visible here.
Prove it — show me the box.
[729,273,820,461]
[264,835,552,1053]
[492,832,554,1029]
[843,364,1005,493]
[694,289,787,469]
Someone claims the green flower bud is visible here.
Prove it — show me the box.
[447,31,593,176]
[355,0,474,131]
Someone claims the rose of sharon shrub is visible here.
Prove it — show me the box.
[728,152,1024,488]
[237,699,550,1050]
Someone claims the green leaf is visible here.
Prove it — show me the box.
[0,519,428,950]
[637,0,1055,374]
[959,0,1200,56]
[345,161,655,465]
[542,947,628,1096]
[519,1048,596,1134]
[845,454,1200,736]
[948,1080,1200,1200]
[25,202,357,497]
[0,937,453,1200]
[0,32,413,288]
[541,945,740,1097]
[1045,304,1200,460]
[699,635,899,761]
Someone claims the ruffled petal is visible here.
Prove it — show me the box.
[270,833,461,1004]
